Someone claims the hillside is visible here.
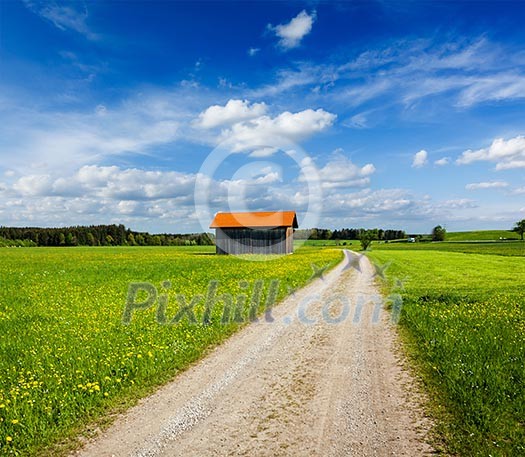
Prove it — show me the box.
[446,230,519,241]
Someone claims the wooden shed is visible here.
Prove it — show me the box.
[209,211,298,255]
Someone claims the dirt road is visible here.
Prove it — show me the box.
[77,252,433,457]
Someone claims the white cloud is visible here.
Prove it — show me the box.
[434,157,450,166]
[1,163,310,231]
[311,153,375,189]
[511,186,525,195]
[465,181,509,190]
[250,147,279,158]
[10,165,196,201]
[220,108,336,154]
[344,112,369,129]
[195,100,336,154]
[340,38,525,108]
[412,150,428,168]
[495,160,525,170]
[252,37,525,112]
[23,1,97,40]
[457,74,525,107]
[196,99,268,129]
[269,10,316,50]
[321,188,413,217]
[438,198,478,209]
[249,64,327,98]
[0,88,200,173]
[317,190,482,226]
[12,174,53,197]
[248,48,260,57]
[457,136,525,169]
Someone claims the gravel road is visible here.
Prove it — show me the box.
[76,251,434,457]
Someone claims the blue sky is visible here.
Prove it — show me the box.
[1,1,525,233]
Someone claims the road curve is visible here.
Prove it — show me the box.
[76,251,434,457]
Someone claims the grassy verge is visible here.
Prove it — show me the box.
[367,248,525,456]
[0,246,342,456]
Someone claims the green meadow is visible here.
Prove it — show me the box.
[368,242,525,456]
[376,240,525,257]
[445,230,520,241]
[2,238,524,456]
[0,246,342,456]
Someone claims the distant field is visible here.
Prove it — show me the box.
[295,239,358,247]
[0,246,342,456]
[374,240,525,256]
[367,247,525,455]
[297,229,522,249]
[446,229,519,241]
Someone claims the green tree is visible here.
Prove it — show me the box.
[432,225,446,241]
[514,219,525,241]
[151,235,162,246]
[59,232,66,246]
[86,232,96,246]
[359,231,375,250]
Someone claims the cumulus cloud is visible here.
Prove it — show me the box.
[10,166,196,200]
[249,147,279,158]
[465,181,509,190]
[457,136,525,170]
[248,47,260,57]
[412,149,428,168]
[195,99,268,129]
[321,188,413,217]
[438,198,478,209]
[269,10,316,50]
[1,162,287,232]
[310,153,375,189]
[318,191,481,226]
[12,174,54,197]
[434,157,450,166]
[220,108,336,154]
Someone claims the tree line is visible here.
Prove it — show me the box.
[294,228,406,241]
[0,225,214,247]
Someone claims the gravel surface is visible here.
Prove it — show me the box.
[76,252,434,457]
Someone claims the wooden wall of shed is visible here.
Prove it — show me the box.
[215,227,294,255]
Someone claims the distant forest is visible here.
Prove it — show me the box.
[0,225,214,247]
[294,228,406,241]
[0,224,407,247]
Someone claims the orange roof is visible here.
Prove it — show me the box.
[210,211,298,229]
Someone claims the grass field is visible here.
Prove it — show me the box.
[367,245,525,456]
[0,246,342,456]
[374,240,525,256]
[294,239,358,247]
[446,229,520,241]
